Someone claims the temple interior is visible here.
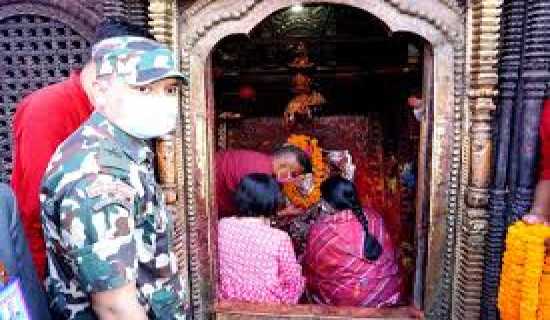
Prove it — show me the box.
[213,4,428,305]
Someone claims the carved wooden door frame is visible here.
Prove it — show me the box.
[178,1,466,319]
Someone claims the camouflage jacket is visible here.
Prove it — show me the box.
[40,111,188,319]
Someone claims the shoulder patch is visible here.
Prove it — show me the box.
[85,179,136,211]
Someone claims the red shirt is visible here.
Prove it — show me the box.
[540,99,550,179]
[11,71,93,280]
[218,217,305,303]
[215,150,273,217]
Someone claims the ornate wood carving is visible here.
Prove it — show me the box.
[453,1,502,320]
[0,0,103,20]
[102,0,128,19]
[511,1,550,222]
[482,3,550,320]
[101,0,152,28]
[0,1,98,183]
[428,39,467,320]
[77,0,104,17]
[149,0,192,315]
[214,301,425,319]
[484,1,526,319]
[257,5,336,38]
[149,0,174,47]
[0,2,100,39]
[180,1,464,319]
[148,0,177,203]
[100,0,151,30]
[127,0,150,28]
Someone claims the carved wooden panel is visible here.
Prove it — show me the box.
[0,13,91,183]
[453,1,502,320]
[483,2,550,320]
[128,0,150,28]
[102,0,151,29]
[148,0,193,316]
[149,0,174,47]
[214,301,424,319]
[511,1,550,221]
[102,0,128,19]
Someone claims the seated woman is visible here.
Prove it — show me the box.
[218,173,305,304]
[303,177,402,307]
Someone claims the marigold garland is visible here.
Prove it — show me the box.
[498,221,550,320]
[283,134,328,208]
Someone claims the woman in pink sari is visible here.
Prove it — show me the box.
[218,173,305,304]
[303,177,403,307]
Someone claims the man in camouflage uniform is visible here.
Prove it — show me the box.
[40,36,188,319]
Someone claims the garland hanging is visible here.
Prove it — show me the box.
[498,221,550,320]
[284,134,328,208]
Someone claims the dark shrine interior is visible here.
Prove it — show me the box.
[212,4,428,305]
[212,4,424,117]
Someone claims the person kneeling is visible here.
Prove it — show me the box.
[303,177,402,307]
[218,173,305,304]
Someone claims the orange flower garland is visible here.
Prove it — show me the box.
[283,134,328,208]
[539,255,550,320]
[498,221,550,320]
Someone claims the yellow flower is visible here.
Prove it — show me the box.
[498,221,550,320]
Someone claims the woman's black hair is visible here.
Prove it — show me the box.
[93,17,155,45]
[233,173,284,218]
[320,176,382,261]
[273,144,313,173]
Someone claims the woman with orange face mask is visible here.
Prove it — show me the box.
[215,145,312,218]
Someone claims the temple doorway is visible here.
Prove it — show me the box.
[212,3,429,310]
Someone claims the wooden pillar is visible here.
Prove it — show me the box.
[510,1,550,222]
[148,0,177,203]
[483,1,526,319]
[149,0,190,297]
[149,0,174,47]
[455,0,502,319]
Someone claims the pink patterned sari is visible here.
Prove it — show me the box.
[303,208,403,307]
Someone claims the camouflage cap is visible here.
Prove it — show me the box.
[92,36,188,85]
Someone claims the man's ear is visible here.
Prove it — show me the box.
[90,79,109,107]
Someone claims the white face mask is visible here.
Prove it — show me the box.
[413,108,424,121]
[113,94,178,139]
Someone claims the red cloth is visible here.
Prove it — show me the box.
[11,71,93,280]
[540,99,550,179]
[303,208,402,307]
[217,217,305,303]
[215,150,273,217]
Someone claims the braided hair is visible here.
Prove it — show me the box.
[320,177,382,260]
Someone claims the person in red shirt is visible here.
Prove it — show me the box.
[10,18,154,280]
[524,98,550,226]
[215,146,312,218]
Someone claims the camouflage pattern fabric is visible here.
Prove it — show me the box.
[40,111,188,319]
[92,36,188,85]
